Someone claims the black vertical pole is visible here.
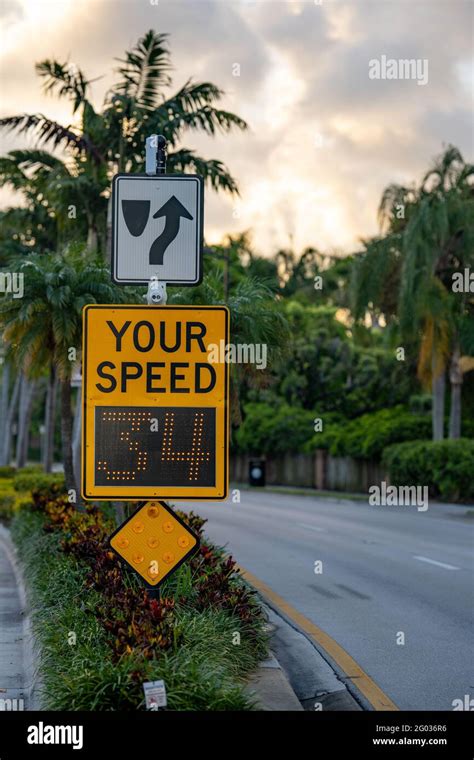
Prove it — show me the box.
[156,135,167,175]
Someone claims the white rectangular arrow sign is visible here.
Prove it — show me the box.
[111,173,203,286]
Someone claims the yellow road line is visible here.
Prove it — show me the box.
[239,565,399,711]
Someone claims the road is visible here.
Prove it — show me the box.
[179,490,474,710]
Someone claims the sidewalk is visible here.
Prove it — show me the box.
[0,528,26,710]
[246,649,303,711]
[0,525,38,711]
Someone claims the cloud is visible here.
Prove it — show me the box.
[0,0,472,254]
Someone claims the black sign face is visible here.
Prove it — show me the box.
[94,406,216,488]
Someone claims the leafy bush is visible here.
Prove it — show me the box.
[0,491,15,521]
[305,406,433,459]
[383,439,474,501]
[10,483,267,709]
[16,464,43,474]
[237,401,474,462]
[271,302,417,417]
[234,402,319,455]
[0,466,15,479]
[408,394,432,414]
[13,470,65,493]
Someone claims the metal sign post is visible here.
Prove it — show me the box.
[82,136,224,591]
[146,135,168,306]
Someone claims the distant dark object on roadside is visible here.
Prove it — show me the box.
[249,458,265,487]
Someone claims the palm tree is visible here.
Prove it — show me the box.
[0,151,62,259]
[352,146,474,440]
[0,249,136,492]
[169,271,290,425]
[0,30,247,256]
[399,146,474,439]
[0,360,21,467]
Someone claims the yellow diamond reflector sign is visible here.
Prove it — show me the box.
[109,501,199,587]
[82,304,229,500]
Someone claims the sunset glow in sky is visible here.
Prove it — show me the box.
[1,0,472,256]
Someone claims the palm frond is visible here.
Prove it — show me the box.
[35,59,92,113]
[115,30,171,108]
[150,80,248,144]
[0,114,102,163]
[0,157,30,191]
[377,183,414,231]
[8,149,66,172]
[168,148,240,195]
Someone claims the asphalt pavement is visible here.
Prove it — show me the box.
[179,489,474,710]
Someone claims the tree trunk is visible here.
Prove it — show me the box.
[0,361,11,466]
[16,376,36,468]
[2,371,21,467]
[448,343,462,439]
[43,365,58,473]
[431,353,445,442]
[60,377,77,495]
[86,226,98,253]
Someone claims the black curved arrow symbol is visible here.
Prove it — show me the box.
[149,196,193,265]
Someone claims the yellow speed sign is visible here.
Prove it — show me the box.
[82,305,229,501]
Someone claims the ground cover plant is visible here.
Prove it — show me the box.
[10,480,267,710]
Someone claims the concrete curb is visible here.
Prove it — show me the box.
[245,599,363,712]
[262,604,362,711]
[246,650,303,711]
[0,524,41,710]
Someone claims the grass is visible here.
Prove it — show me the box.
[11,506,268,711]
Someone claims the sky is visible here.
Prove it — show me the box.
[0,0,473,256]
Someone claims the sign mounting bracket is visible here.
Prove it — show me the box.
[145,134,168,305]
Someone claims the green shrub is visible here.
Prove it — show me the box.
[383,439,474,501]
[235,403,319,455]
[0,466,16,479]
[408,394,432,414]
[16,464,43,474]
[13,470,65,493]
[238,402,474,460]
[461,417,474,438]
[0,490,16,521]
[9,489,267,710]
[305,406,432,459]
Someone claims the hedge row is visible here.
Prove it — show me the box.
[236,403,474,466]
[306,406,433,459]
[382,439,474,501]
